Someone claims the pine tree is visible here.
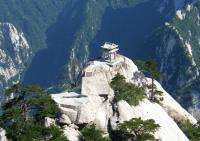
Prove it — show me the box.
[135,60,162,102]
[5,83,45,120]
[118,118,160,141]
[81,124,111,141]
[1,84,67,141]
[110,73,145,106]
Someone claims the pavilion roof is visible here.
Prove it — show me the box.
[101,42,119,50]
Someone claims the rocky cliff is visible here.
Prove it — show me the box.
[0,0,197,108]
[51,53,196,141]
[0,23,31,103]
[0,0,70,96]
[145,2,200,118]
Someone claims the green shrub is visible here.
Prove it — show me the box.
[81,124,111,141]
[118,118,160,141]
[135,60,163,103]
[180,121,200,141]
[0,84,67,141]
[110,73,145,106]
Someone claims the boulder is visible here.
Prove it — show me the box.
[44,117,55,127]
[110,116,119,131]
[63,125,81,141]
[60,107,78,123]
[0,128,7,141]
[94,105,109,133]
[52,93,105,125]
[59,114,72,125]
[76,96,102,124]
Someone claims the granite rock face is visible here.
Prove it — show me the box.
[51,54,196,141]
[0,128,7,141]
[117,100,189,141]
[0,23,31,103]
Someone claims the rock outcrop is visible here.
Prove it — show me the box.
[44,117,56,127]
[116,100,189,141]
[51,54,196,141]
[0,128,7,141]
[63,125,81,141]
[59,114,72,125]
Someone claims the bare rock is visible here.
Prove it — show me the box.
[44,117,55,127]
[69,124,79,129]
[0,128,7,141]
[117,100,189,141]
[59,114,71,125]
[63,125,81,141]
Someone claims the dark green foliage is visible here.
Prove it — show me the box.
[43,125,68,141]
[5,83,21,95]
[180,121,200,141]
[144,60,162,80]
[135,59,162,80]
[5,83,45,95]
[0,0,67,52]
[110,73,126,97]
[22,85,46,94]
[0,84,67,141]
[0,108,22,121]
[156,2,200,109]
[4,84,47,121]
[5,120,67,141]
[29,96,60,120]
[118,118,160,141]
[170,3,200,67]
[81,124,111,141]
[7,119,44,141]
[121,83,145,106]
[146,84,164,104]
[2,97,23,109]
[110,73,145,106]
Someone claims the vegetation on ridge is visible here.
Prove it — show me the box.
[81,118,160,141]
[135,59,163,103]
[0,84,67,141]
[180,121,200,141]
[81,124,111,141]
[116,118,160,141]
[110,73,145,106]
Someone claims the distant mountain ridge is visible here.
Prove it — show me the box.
[23,0,191,87]
[147,1,200,117]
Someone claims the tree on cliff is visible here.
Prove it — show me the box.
[135,59,163,102]
[5,83,45,120]
[0,83,67,141]
[118,118,160,141]
[110,73,145,106]
[180,120,200,141]
[81,124,111,141]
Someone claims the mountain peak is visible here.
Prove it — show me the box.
[51,43,196,141]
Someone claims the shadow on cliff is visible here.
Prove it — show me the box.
[89,0,166,60]
[23,2,85,87]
